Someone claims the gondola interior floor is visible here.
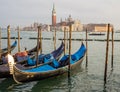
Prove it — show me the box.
[23,65,56,72]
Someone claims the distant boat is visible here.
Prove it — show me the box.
[115,31,120,33]
[89,32,105,36]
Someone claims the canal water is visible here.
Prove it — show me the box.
[0,30,120,92]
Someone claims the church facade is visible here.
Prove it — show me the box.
[50,4,83,32]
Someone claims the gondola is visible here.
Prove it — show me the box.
[0,41,64,78]
[0,40,17,56]
[0,42,40,64]
[12,42,86,83]
[0,45,39,78]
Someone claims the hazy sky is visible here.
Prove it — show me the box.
[0,0,120,30]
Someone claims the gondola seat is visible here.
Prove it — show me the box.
[27,57,36,66]
[52,59,60,68]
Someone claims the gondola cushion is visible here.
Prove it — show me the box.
[43,54,54,63]
[16,56,28,62]
[27,57,36,66]
[52,59,59,68]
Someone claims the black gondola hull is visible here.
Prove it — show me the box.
[13,57,84,82]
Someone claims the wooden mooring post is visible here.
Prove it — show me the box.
[68,24,72,78]
[64,27,66,55]
[0,27,1,59]
[104,23,110,84]
[36,26,40,67]
[66,28,69,51]
[54,27,56,50]
[7,25,11,54]
[86,28,88,67]
[111,27,114,68]
[17,26,21,52]
[40,26,42,54]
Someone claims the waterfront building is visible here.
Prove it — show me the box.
[83,23,113,32]
[56,15,83,31]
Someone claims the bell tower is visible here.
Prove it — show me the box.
[52,4,56,26]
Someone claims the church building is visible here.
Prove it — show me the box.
[50,4,83,31]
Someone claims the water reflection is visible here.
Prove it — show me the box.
[0,78,37,92]
[0,78,15,92]
[26,66,83,92]
[12,81,38,92]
